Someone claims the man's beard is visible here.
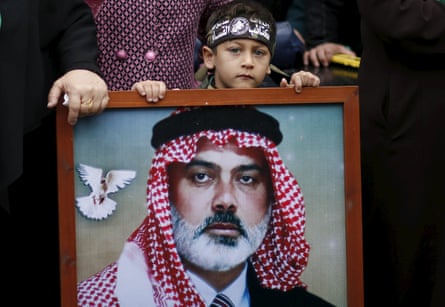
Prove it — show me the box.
[171,205,271,272]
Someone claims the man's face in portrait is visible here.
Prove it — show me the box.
[168,138,273,271]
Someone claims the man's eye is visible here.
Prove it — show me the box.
[229,47,241,54]
[193,172,210,183]
[239,175,255,185]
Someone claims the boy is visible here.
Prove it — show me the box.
[199,0,319,90]
[131,0,320,102]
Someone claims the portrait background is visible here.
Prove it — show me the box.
[73,104,346,306]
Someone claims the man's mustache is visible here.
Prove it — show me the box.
[194,212,247,239]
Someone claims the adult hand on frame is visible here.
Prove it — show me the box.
[47,69,109,125]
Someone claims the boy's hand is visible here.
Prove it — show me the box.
[280,70,320,93]
[132,80,167,103]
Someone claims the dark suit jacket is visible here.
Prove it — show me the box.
[357,1,445,306]
[0,0,100,190]
[247,263,335,306]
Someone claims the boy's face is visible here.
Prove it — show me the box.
[203,39,272,89]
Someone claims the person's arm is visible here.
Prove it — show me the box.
[41,0,102,75]
[303,0,358,67]
[47,70,109,125]
[41,0,108,125]
[304,0,329,48]
[357,0,445,54]
[286,0,306,37]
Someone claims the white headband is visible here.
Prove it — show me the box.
[206,17,275,54]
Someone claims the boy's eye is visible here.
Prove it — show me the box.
[254,49,267,56]
[228,47,241,54]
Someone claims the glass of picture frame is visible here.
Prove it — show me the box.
[56,86,363,306]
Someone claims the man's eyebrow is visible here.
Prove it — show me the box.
[237,164,266,173]
[186,159,266,173]
[185,159,216,169]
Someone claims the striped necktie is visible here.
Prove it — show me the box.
[210,293,235,307]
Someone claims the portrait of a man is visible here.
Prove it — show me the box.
[75,106,338,306]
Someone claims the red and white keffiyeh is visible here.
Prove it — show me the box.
[78,108,309,307]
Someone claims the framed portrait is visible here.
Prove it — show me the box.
[56,86,362,306]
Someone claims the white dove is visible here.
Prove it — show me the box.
[76,163,137,220]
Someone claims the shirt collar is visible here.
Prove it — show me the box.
[187,262,249,306]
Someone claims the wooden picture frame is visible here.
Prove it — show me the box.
[56,86,362,306]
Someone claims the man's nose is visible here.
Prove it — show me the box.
[212,182,237,212]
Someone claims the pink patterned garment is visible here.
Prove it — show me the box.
[84,0,231,90]
[78,108,310,306]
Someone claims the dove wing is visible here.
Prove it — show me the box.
[105,170,137,194]
[77,163,103,192]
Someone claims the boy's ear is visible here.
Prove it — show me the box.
[202,46,216,69]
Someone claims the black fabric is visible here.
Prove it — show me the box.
[357,1,445,306]
[151,106,283,148]
[0,0,100,305]
[0,0,100,191]
[0,113,60,305]
[304,0,362,55]
[254,0,293,22]
[246,262,335,306]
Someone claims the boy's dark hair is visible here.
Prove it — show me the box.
[205,0,277,55]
